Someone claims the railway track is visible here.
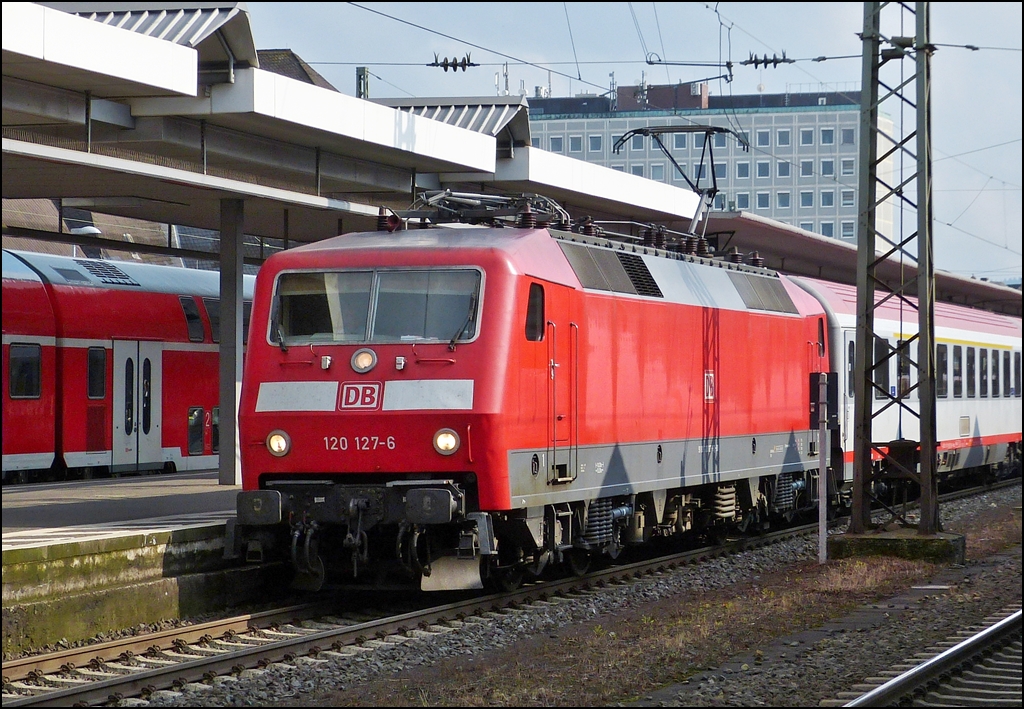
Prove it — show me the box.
[2,479,1017,707]
[835,606,1022,707]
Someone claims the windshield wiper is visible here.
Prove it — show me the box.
[275,323,289,353]
[448,293,478,351]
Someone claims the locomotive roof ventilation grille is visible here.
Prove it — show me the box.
[728,272,798,314]
[558,242,663,298]
[73,259,140,287]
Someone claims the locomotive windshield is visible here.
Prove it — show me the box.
[273,268,481,344]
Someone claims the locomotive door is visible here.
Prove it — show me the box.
[546,287,577,483]
[112,341,163,470]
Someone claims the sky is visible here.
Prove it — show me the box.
[246,2,1022,283]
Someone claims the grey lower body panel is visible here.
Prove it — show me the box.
[508,430,815,508]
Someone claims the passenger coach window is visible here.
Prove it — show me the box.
[212,407,220,453]
[526,283,545,341]
[179,297,205,342]
[873,336,889,399]
[1004,351,1012,397]
[87,347,106,399]
[897,339,911,398]
[953,346,963,397]
[846,342,855,397]
[966,347,976,398]
[991,350,1000,398]
[205,298,253,344]
[9,344,41,399]
[936,344,948,398]
[979,348,988,397]
[1015,352,1021,397]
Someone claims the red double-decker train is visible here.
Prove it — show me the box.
[2,249,254,484]
[233,197,1021,592]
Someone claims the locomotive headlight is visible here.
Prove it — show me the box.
[433,428,460,455]
[266,430,291,457]
[351,348,377,373]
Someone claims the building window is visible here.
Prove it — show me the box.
[821,190,835,207]
[569,135,582,153]
[820,159,834,177]
[800,221,814,231]
[841,221,855,239]
[631,134,645,151]
[821,128,835,145]
[777,191,791,209]
[800,191,814,208]
[756,130,770,148]
[651,163,665,181]
[736,193,750,209]
[713,193,725,210]
[672,164,687,180]
[736,162,750,179]
[693,132,706,149]
[756,192,770,209]
[841,189,856,207]
[841,158,855,176]
[820,221,834,238]
[589,135,602,152]
[777,161,791,178]
[800,160,814,177]
[841,128,855,145]
[549,136,564,153]
[756,161,771,178]
[673,133,687,150]
[800,128,814,146]
[693,164,707,179]
[612,165,624,172]
[713,133,727,148]
[630,164,644,177]
[531,137,540,148]
[713,162,727,179]
[777,129,791,147]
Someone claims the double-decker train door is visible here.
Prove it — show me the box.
[112,340,163,470]
[546,287,578,484]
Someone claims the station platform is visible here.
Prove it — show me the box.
[1,472,276,655]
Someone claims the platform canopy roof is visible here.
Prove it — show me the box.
[2,2,1017,315]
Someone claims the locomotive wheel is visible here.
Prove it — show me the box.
[566,548,591,577]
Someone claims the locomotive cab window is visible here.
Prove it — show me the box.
[526,283,545,341]
[9,343,41,399]
[273,269,482,345]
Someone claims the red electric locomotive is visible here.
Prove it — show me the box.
[2,249,254,484]
[235,195,845,591]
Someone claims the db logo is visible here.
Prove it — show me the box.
[340,382,381,410]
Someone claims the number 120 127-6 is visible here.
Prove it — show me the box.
[324,436,396,451]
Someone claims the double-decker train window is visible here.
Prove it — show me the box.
[979,348,988,398]
[9,343,41,399]
[187,407,204,455]
[87,347,106,399]
[526,283,545,341]
[953,346,963,397]
[124,358,134,435]
[991,349,1000,398]
[179,296,205,342]
[211,407,219,453]
[936,344,948,398]
[142,358,152,435]
[204,298,253,345]
[966,347,976,398]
